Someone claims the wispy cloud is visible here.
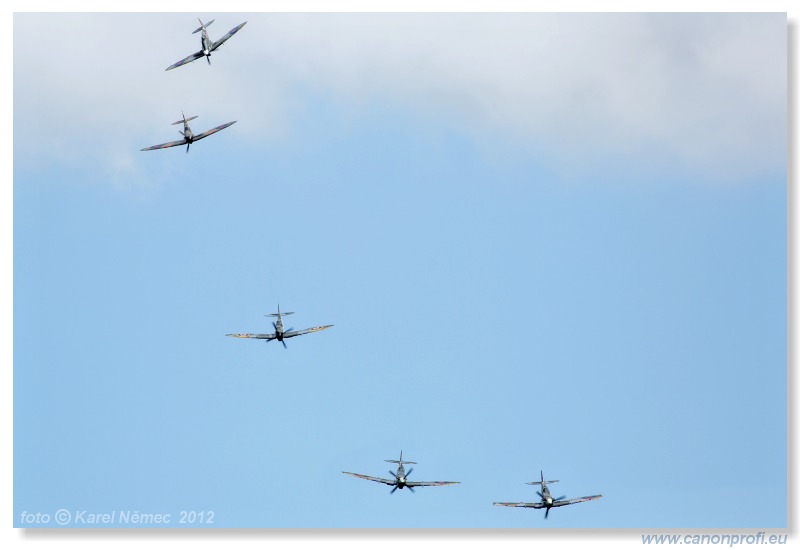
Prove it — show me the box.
[14,13,786,183]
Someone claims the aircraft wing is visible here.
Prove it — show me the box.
[141,139,187,151]
[342,472,396,486]
[406,480,460,487]
[551,495,603,507]
[283,325,334,339]
[226,333,277,341]
[192,121,237,141]
[165,50,204,71]
[211,21,247,51]
[493,502,545,509]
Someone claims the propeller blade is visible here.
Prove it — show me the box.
[408,486,415,493]
[185,142,190,154]
[390,485,398,494]
[389,470,397,479]
[281,340,287,349]
[545,507,550,519]
[272,321,277,330]
[405,467,414,478]
[554,495,566,502]
[536,491,543,499]
[286,327,294,333]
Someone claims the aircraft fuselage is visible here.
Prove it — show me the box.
[394,465,408,488]
[540,483,555,508]
[201,31,211,57]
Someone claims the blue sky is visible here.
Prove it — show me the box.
[12,10,787,530]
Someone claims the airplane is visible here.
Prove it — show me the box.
[226,304,333,348]
[140,112,236,153]
[342,451,460,494]
[166,18,247,71]
[493,470,602,519]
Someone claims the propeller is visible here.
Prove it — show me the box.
[405,467,414,478]
[390,485,398,494]
[389,470,397,479]
[544,496,566,519]
[272,321,277,330]
[536,491,543,499]
[281,340,287,349]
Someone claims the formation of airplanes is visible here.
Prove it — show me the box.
[141,18,245,153]
[340,453,602,518]
[141,16,603,523]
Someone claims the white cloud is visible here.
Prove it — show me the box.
[14,12,786,183]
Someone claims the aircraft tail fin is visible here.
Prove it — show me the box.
[192,18,215,34]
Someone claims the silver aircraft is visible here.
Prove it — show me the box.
[494,470,602,519]
[226,304,333,348]
[342,451,460,494]
[141,112,236,153]
[166,18,247,71]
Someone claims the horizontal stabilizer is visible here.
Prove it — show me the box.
[386,450,416,465]
[172,115,198,125]
[192,18,214,33]
[266,312,294,317]
[527,470,558,486]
